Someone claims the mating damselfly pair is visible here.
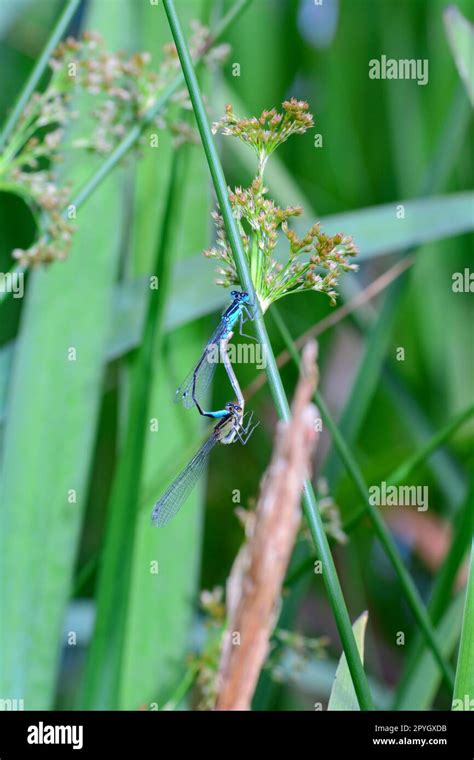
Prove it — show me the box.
[152,290,259,527]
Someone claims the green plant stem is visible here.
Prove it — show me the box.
[453,538,474,707]
[162,0,374,711]
[0,0,81,150]
[270,305,456,692]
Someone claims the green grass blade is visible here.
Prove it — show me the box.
[116,1,216,710]
[0,1,31,35]
[444,6,474,106]
[328,612,368,711]
[0,341,10,426]
[278,654,392,709]
[81,145,184,708]
[318,193,474,261]
[119,146,213,710]
[319,386,456,691]
[0,3,128,708]
[162,0,374,711]
[83,1,224,710]
[453,538,474,709]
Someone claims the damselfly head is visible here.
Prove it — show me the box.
[225,401,242,414]
[230,290,250,303]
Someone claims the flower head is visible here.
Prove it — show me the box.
[212,99,314,176]
[204,106,358,312]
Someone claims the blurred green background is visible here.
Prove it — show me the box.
[0,0,472,711]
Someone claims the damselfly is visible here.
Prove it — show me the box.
[151,401,257,527]
[175,290,255,414]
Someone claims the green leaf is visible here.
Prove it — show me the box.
[453,539,474,709]
[444,6,474,106]
[0,341,11,426]
[81,149,181,708]
[328,612,368,711]
[0,0,33,36]
[81,1,215,710]
[319,192,474,261]
[278,652,392,709]
[0,0,130,711]
[116,6,216,712]
[118,140,213,709]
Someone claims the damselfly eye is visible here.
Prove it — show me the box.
[230,290,238,297]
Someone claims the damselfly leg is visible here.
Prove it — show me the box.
[234,409,259,445]
[237,304,258,342]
